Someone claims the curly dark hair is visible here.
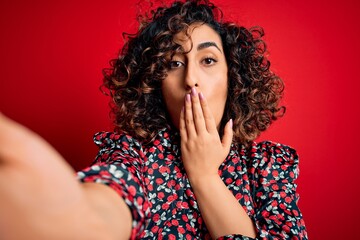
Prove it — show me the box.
[102,0,285,146]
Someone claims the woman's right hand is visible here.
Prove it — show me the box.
[0,113,119,239]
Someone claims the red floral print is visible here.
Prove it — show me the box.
[77,129,308,239]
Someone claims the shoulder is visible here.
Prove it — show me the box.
[92,128,174,162]
[93,131,143,149]
[93,128,174,149]
[92,131,146,164]
[250,140,299,165]
[248,140,300,184]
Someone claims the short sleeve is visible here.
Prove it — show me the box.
[249,141,308,239]
[76,132,150,239]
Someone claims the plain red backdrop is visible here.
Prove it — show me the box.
[1,0,359,239]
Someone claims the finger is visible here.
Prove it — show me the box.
[184,93,196,138]
[222,119,234,152]
[191,87,206,134]
[199,92,217,133]
[179,106,187,142]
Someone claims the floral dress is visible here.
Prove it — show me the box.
[77,128,308,239]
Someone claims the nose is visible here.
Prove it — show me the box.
[184,62,199,91]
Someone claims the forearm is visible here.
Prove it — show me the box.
[189,175,256,239]
[82,182,132,240]
[0,179,115,240]
[32,192,116,240]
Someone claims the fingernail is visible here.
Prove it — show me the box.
[191,87,197,96]
[229,119,233,129]
[186,94,191,102]
[199,92,204,100]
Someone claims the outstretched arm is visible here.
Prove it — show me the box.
[0,114,131,240]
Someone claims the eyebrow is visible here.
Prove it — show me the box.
[197,41,222,53]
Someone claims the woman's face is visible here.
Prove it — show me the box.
[161,23,228,130]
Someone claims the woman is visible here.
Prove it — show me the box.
[0,0,307,239]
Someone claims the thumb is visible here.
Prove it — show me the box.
[221,119,233,152]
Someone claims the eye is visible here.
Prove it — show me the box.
[168,61,184,69]
[202,57,217,66]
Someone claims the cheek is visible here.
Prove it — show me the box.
[204,69,228,99]
[203,71,228,123]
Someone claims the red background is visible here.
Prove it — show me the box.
[1,0,359,239]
